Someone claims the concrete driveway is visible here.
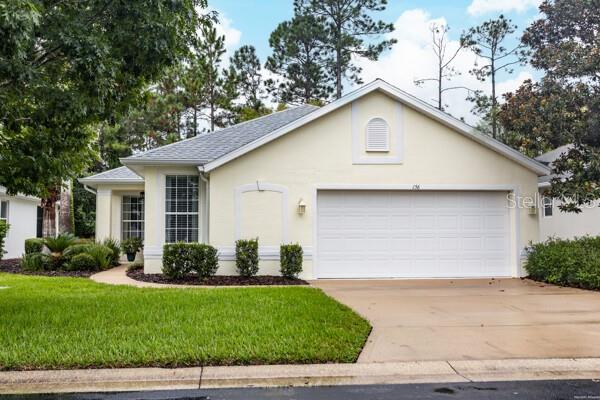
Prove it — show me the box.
[312,279,600,363]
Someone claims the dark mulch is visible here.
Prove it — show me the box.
[127,268,308,286]
[0,258,96,278]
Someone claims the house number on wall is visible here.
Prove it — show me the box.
[412,184,421,191]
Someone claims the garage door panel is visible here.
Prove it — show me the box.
[317,190,511,278]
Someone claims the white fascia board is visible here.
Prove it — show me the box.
[0,186,41,202]
[77,178,144,187]
[203,79,551,176]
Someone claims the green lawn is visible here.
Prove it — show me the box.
[0,273,370,371]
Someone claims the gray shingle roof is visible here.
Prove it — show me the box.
[536,144,572,185]
[80,166,143,183]
[122,104,319,165]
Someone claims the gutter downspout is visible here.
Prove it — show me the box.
[198,170,210,243]
[83,185,97,196]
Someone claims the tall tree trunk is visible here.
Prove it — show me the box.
[58,180,72,234]
[335,46,342,99]
[438,61,443,110]
[41,189,59,238]
[491,58,497,140]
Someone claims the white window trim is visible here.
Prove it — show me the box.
[365,117,390,152]
[165,175,200,243]
[0,200,8,222]
[543,196,553,218]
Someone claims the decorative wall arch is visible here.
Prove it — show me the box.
[234,182,289,243]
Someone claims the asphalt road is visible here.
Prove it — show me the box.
[4,380,600,400]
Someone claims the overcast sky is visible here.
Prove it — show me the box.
[210,0,543,124]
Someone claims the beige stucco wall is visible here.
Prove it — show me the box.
[538,194,600,240]
[208,91,541,279]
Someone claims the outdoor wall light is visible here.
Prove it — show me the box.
[297,199,307,215]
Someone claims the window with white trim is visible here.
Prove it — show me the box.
[122,196,144,240]
[165,176,199,243]
[365,117,390,152]
[543,196,553,217]
[0,200,8,222]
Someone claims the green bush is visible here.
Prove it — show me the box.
[121,237,143,255]
[25,238,45,254]
[280,243,303,278]
[84,244,113,270]
[235,238,259,277]
[127,261,144,272]
[0,221,8,260]
[162,243,219,279]
[526,236,600,290]
[66,253,97,271]
[102,238,121,266]
[44,233,78,269]
[21,253,51,271]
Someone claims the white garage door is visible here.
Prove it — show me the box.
[316,190,512,278]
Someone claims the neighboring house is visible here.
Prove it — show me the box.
[0,186,41,259]
[80,79,550,279]
[536,144,600,240]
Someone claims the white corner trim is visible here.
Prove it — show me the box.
[352,102,404,164]
[202,79,550,176]
[234,183,290,243]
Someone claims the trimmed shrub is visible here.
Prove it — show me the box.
[162,243,219,279]
[280,243,303,278]
[84,244,113,270]
[0,221,8,260]
[66,253,97,271]
[236,238,259,277]
[21,253,50,271]
[526,236,600,290]
[25,238,45,255]
[44,233,78,269]
[127,261,144,272]
[102,238,121,266]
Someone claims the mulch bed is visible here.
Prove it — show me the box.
[126,268,308,286]
[0,258,96,278]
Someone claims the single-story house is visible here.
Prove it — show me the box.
[0,186,41,259]
[536,144,600,240]
[80,79,550,279]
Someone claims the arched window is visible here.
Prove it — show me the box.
[365,117,390,152]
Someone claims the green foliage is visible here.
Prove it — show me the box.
[228,45,268,115]
[280,244,304,279]
[121,237,143,255]
[526,236,600,290]
[66,253,97,272]
[127,261,144,272]
[0,0,208,200]
[460,15,525,139]
[24,238,44,255]
[514,0,600,212]
[20,253,51,272]
[73,180,96,238]
[102,238,121,267]
[295,0,397,99]
[0,221,8,260]
[83,244,113,271]
[235,238,259,277]
[162,243,219,279]
[44,234,77,254]
[266,13,334,104]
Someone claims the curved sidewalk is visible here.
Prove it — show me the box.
[91,265,199,289]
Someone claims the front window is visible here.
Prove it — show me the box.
[543,196,553,218]
[165,176,199,243]
[0,200,8,222]
[122,195,144,240]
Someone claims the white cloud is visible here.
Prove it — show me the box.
[215,13,242,54]
[352,9,534,124]
[467,0,542,16]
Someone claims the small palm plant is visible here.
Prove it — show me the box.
[44,233,77,268]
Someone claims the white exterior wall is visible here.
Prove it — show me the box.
[0,194,39,259]
[539,195,600,240]
[208,92,541,279]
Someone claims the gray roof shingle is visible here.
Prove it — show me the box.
[123,104,319,165]
[80,166,143,183]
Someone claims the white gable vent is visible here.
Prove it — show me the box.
[365,118,390,152]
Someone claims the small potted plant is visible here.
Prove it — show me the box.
[121,237,143,262]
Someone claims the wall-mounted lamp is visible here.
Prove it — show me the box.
[528,205,537,215]
[297,199,307,215]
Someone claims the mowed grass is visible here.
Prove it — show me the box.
[0,273,371,371]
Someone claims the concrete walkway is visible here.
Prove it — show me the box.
[312,278,600,363]
[2,358,600,394]
[90,266,202,289]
